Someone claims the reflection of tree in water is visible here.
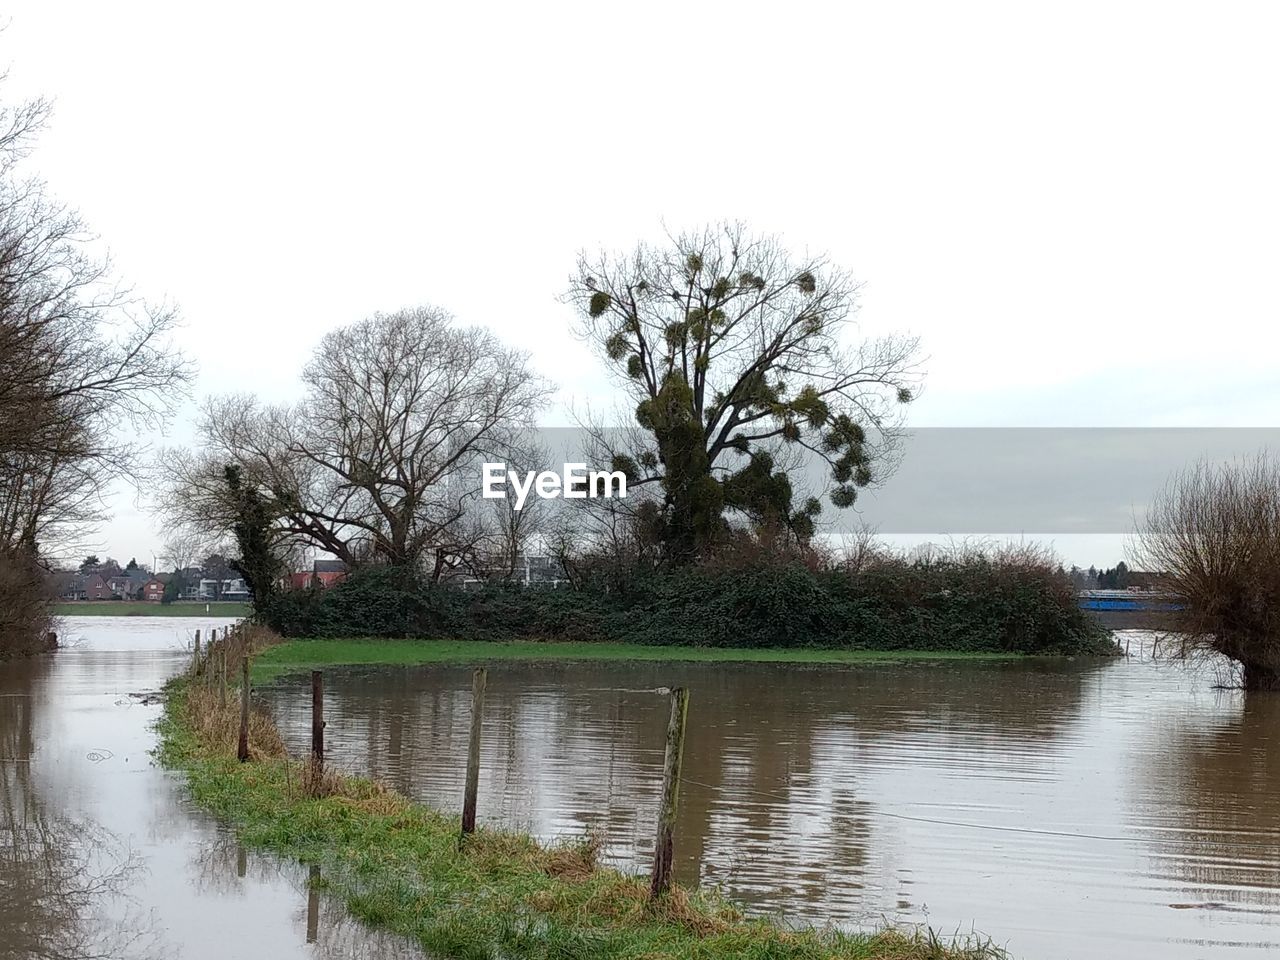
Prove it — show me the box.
[188,834,427,959]
[0,657,163,960]
[262,657,1109,925]
[1135,692,1280,906]
[187,833,263,897]
[306,902,430,960]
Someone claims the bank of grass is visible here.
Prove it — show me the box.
[159,674,1008,959]
[253,637,1026,683]
[55,601,253,618]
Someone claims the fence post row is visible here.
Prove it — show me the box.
[281,664,691,894]
[649,686,690,901]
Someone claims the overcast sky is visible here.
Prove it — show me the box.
[6,2,1278,568]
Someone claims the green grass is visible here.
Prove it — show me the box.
[253,637,1025,683]
[55,601,253,618]
[158,679,1008,960]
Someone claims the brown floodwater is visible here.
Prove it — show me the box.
[0,616,425,960]
[259,638,1280,960]
[4,620,1278,959]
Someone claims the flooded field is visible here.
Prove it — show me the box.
[261,638,1280,960]
[4,618,1278,959]
[0,616,424,960]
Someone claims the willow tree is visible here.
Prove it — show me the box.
[1135,454,1280,691]
[568,223,920,562]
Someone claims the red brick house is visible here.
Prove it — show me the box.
[286,560,348,591]
[83,573,111,600]
[313,560,347,587]
[142,577,166,602]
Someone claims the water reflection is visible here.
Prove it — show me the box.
[186,835,426,960]
[261,642,1280,959]
[0,617,427,960]
[1134,691,1280,941]
[267,659,1113,921]
[0,655,163,960]
[9,618,1280,960]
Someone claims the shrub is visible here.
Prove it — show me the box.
[258,549,1115,657]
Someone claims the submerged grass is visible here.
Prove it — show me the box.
[159,677,1009,960]
[252,637,1025,683]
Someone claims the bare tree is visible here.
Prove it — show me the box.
[161,530,209,578]
[163,307,548,576]
[1134,453,1280,690]
[0,72,190,654]
[567,222,921,561]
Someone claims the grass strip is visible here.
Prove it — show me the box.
[158,677,1009,960]
[253,637,1026,683]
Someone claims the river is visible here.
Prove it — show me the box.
[3,618,1278,959]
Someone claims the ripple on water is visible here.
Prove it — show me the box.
[257,634,1280,960]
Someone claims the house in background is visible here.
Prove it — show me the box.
[51,572,86,600]
[222,578,250,601]
[313,560,346,587]
[49,564,167,602]
[286,559,348,591]
[194,578,251,601]
[83,573,111,600]
[142,576,166,602]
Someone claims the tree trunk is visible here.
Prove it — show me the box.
[1242,662,1280,691]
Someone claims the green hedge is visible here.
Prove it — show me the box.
[259,559,1116,656]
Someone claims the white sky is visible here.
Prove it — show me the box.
[5,2,1278,568]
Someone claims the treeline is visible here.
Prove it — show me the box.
[260,544,1116,656]
[160,226,923,600]
[1066,562,1136,591]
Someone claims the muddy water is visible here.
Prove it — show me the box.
[261,636,1280,960]
[0,616,424,960]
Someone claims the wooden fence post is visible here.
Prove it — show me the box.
[649,686,689,901]
[219,648,228,709]
[206,628,218,686]
[311,671,325,771]
[460,667,487,839]
[237,655,251,762]
[191,629,201,676]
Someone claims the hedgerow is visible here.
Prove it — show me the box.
[259,554,1115,656]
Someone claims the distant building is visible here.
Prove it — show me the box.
[286,560,348,591]
[223,578,250,600]
[142,577,166,602]
[193,577,251,601]
[50,571,86,600]
[449,554,568,590]
[312,560,347,587]
[83,573,112,600]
